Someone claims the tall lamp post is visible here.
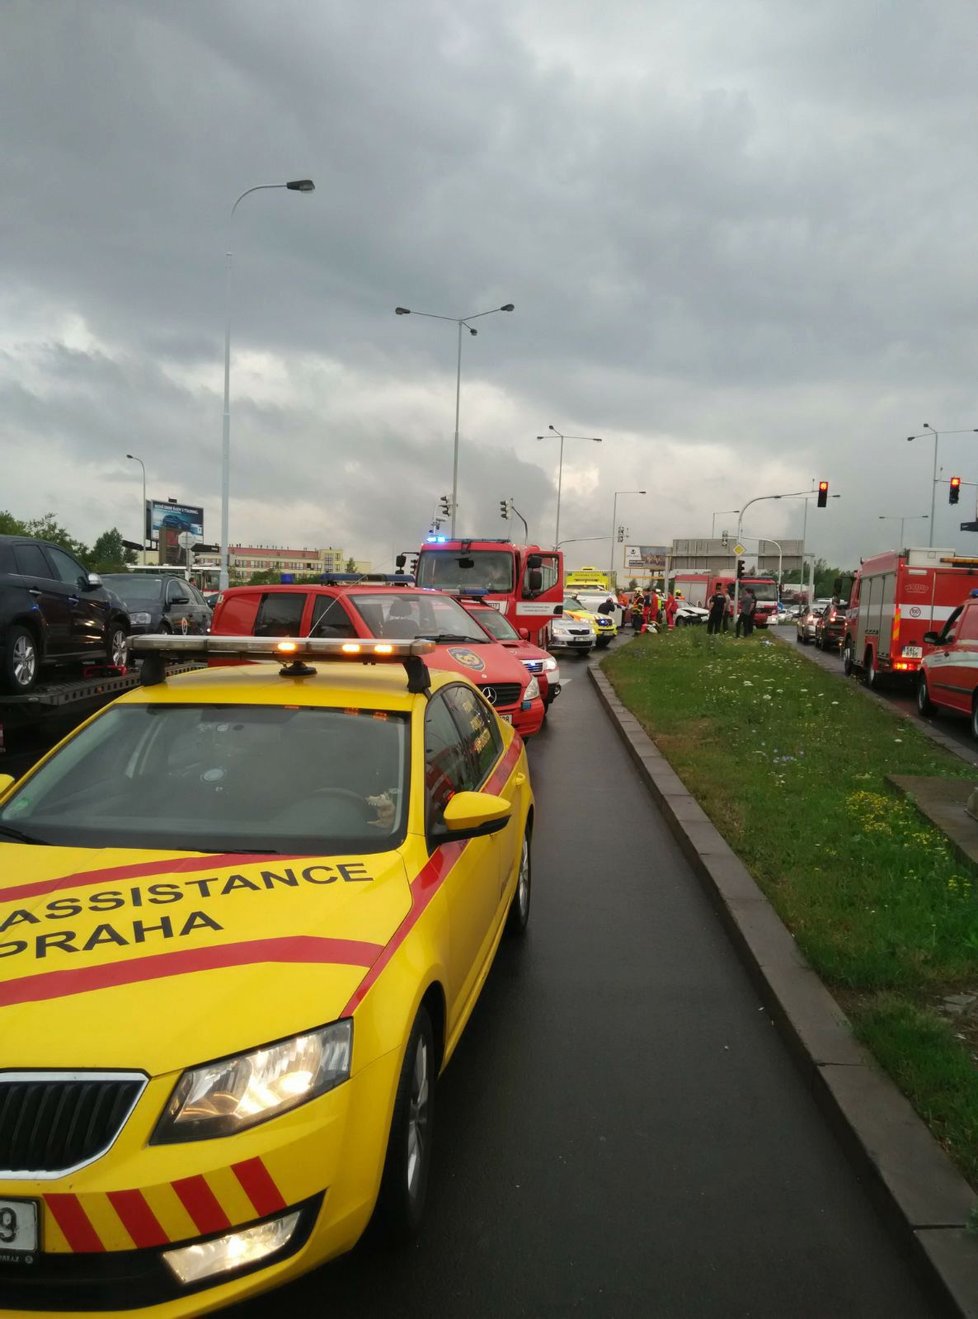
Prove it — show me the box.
[878,513,928,549]
[220,178,315,590]
[125,454,147,563]
[536,425,602,547]
[395,302,514,538]
[610,490,645,583]
[906,425,978,548]
[712,508,740,538]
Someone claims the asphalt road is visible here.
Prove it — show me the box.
[233,652,938,1319]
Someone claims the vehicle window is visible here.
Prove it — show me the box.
[525,554,559,597]
[0,703,409,854]
[254,592,306,637]
[46,546,88,587]
[424,692,476,827]
[417,550,514,592]
[956,606,978,642]
[309,596,356,638]
[12,543,52,578]
[166,579,189,603]
[444,684,501,787]
[105,575,162,604]
[188,585,209,608]
[470,607,519,642]
[349,592,489,642]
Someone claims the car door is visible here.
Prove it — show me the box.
[11,541,71,656]
[163,578,206,634]
[45,545,105,655]
[938,602,978,715]
[423,687,501,1032]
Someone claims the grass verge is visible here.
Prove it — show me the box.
[603,626,978,1187]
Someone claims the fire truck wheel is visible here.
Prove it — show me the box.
[842,639,855,676]
[2,624,38,694]
[865,650,881,690]
[917,673,935,716]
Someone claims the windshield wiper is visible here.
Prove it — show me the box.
[0,823,50,845]
[419,633,486,644]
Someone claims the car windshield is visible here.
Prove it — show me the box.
[746,582,779,601]
[563,596,589,611]
[416,550,514,593]
[0,703,409,854]
[102,575,165,604]
[470,608,520,642]
[348,592,490,643]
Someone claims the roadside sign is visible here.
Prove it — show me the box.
[733,543,746,556]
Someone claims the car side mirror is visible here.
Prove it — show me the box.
[922,631,940,645]
[0,773,16,797]
[84,572,102,590]
[435,791,512,841]
[518,627,529,640]
[526,568,542,595]
[172,593,191,605]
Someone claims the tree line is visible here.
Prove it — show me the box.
[0,511,135,573]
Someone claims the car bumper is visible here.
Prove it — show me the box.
[512,697,545,737]
[0,1048,400,1317]
[549,637,594,653]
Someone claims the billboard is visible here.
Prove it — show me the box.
[624,545,668,570]
[146,501,205,567]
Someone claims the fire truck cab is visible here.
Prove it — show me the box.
[672,571,780,627]
[415,538,563,647]
[841,546,978,687]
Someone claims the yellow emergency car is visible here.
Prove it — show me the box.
[0,635,533,1316]
[562,593,617,648]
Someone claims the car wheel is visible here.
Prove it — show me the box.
[918,673,935,716]
[2,624,38,694]
[375,1005,435,1244]
[814,631,822,649]
[506,828,532,936]
[158,621,172,635]
[795,630,804,644]
[971,696,978,742]
[865,650,881,690]
[842,638,854,676]
[596,636,611,648]
[105,621,129,669]
[674,616,685,628]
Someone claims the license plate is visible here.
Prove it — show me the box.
[903,646,923,659]
[499,713,513,724]
[0,1199,39,1254]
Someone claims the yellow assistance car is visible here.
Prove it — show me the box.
[562,593,617,648]
[0,635,533,1317]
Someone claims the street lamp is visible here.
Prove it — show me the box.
[878,513,928,549]
[536,425,603,547]
[735,488,834,618]
[125,454,147,563]
[906,425,978,548]
[395,302,515,538]
[610,490,645,583]
[220,178,315,590]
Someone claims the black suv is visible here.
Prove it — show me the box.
[0,536,130,693]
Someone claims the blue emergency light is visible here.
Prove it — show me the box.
[426,535,449,543]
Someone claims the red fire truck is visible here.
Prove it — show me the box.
[414,537,564,646]
[672,571,781,627]
[840,546,978,687]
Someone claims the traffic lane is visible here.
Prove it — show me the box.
[233,651,935,1318]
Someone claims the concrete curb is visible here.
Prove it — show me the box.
[588,660,978,1319]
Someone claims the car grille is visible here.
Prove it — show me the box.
[522,660,544,674]
[0,1073,145,1175]
[477,682,522,707]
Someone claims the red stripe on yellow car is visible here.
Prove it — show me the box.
[106,1189,169,1249]
[0,935,383,1009]
[45,1194,104,1252]
[232,1157,288,1217]
[172,1174,232,1236]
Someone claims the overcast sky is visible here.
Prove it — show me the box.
[3,0,978,573]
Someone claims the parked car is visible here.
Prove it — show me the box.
[548,611,596,657]
[461,601,561,708]
[101,573,212,637]
[795,598,833,645]
[673,601,709,626]
[563,594,616,648]
[211,582,545,737]
[0,632,533,1313]
[0,535,130,693]
[814,600,846,651]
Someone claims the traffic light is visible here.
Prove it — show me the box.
[617,524,625,543]
[721,530,729,548]
[439,494,451,516]
[736,559,745,579]
[499,500,509,519]
[817,480,829,508]
[950,476,962,505]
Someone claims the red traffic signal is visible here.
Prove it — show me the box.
[950,476,962,505]
[817,480,829,508]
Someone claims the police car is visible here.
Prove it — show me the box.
[0,635,533,1315]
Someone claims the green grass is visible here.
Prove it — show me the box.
[603,627,978,1186]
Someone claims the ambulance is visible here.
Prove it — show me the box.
[840,546,978,687]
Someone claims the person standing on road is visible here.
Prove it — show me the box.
[707,586,727,635]
[598,596,616,616]
[735,587,756,637]
[665,592,679,630]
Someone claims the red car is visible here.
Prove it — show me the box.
[814,600,847,651]
[462,601,561,709]
[211,581,545,736]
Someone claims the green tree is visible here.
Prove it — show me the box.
[24,512,88,561]
[89,529,134,574]
[0,511,27,535]
[345,556,357,572]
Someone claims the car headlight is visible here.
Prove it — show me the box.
[524,676,541,700]
[552,623,571,636]
[153,1021,352,1143]
[543,657,559,672]
[128,612,153,626]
